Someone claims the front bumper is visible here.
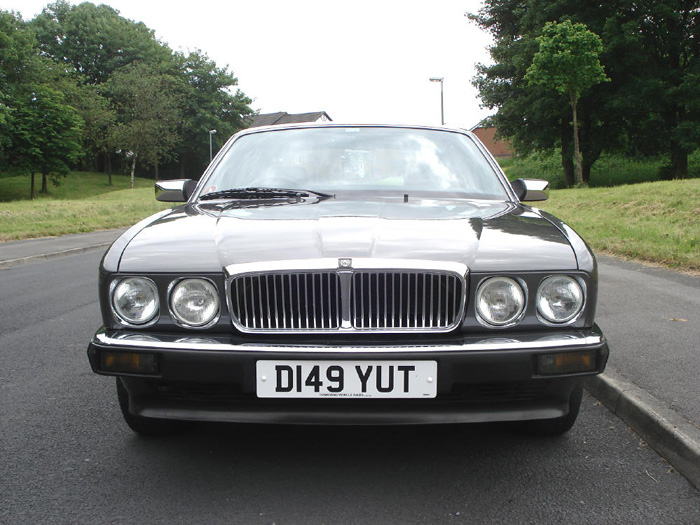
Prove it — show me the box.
[87,326,609,425]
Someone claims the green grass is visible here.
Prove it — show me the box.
[537,180,700,272]
[0,172,170,241]
[0,170,155,201]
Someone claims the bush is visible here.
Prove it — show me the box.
[499,151,700,188]
[497,152,566,188]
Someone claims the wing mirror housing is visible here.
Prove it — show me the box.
[155,179,198,202]
[510,178,549,202]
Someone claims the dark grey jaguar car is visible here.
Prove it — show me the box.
[87,124,608,435]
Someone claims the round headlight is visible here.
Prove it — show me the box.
[476,277,526,326]
[537,275,584,323]
[112,277,159,325]
[169,279,220,327]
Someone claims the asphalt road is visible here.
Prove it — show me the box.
[2,251,699,524]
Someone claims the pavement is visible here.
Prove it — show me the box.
[1,230,699,489]
[0,229,128,270]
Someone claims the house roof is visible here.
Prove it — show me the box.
[247,111,332,128]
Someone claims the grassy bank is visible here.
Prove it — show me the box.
[538,180,700,272]
[499,151,700,272]
[0,172,169,241]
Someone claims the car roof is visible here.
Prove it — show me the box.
[233,122,475,138]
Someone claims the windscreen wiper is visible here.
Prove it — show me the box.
[199,187,332,201]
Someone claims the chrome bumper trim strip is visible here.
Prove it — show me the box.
[92,329,605,354]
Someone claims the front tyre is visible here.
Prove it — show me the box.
[116,378,189,436]
[520,381,583,436]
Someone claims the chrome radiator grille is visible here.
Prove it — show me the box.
[228,263,466,333]
[351,271,463,330]
[230,272,341,331]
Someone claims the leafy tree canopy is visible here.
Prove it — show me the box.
[31,0,172,84]
[1,9,83,192]
[525,20,608,100]
[175,50,253,175]
[104,62,183,187]
[1,10,39,160]
[525,20,608,185]
[10,84,83,198]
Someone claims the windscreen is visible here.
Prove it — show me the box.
[201,127,509,199]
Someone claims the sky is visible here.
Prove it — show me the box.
[4,0,495,129]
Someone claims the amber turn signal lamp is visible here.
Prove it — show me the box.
[100,351,158,375]
[538,350,596,375]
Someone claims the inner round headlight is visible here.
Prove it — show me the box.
[476,277,526,326]
[537,275,584,323]
[112,277,159,325]
[169,279,220,327]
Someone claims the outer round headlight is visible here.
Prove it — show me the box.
[169,278,220,327]
[476,277,526,326]
[537,275,584,324]
[112,277,159,325]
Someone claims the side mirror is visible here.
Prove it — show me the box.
[155,179,198,202]
[510,178,549,202]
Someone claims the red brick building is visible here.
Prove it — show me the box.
[471,127,513,158]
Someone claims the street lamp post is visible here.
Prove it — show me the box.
[209,129,217,162]
[429,77,444,125]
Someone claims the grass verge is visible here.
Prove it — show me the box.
[0,172,170,241]
[537,180,700,272]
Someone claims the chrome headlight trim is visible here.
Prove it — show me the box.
[168,277,221,329]
[475,276,527,328]
[110,277,160,327]
[536,275,585,325]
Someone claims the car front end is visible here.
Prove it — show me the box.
[87,124,608,435]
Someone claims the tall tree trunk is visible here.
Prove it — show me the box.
[581,147,600,186]
[41,172,48,194]
[582,163,592,184]
[107,153,113,186]
[97,151,104,173]
[579,113,601,185]
[570,92,584,186]
[30,172,35,200]
[560,124,574,188]
[154,162,160,181]
[670,140,688,179]
[130,155,137,189]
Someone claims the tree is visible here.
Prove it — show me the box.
[1,10,82,197]
[63,82,117,181]
[11,85,83,199]
[471,0,700,184]
[0,10,38,168]
[613,1,700,178]
[105,62,182,188]
[4,4,254,187]
[525,20,608,186]
[29,1,179,178]
[174,50,253,178]
[470,0,623,187]
[31,1,171,85]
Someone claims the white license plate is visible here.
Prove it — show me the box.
[256,360,437,399]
